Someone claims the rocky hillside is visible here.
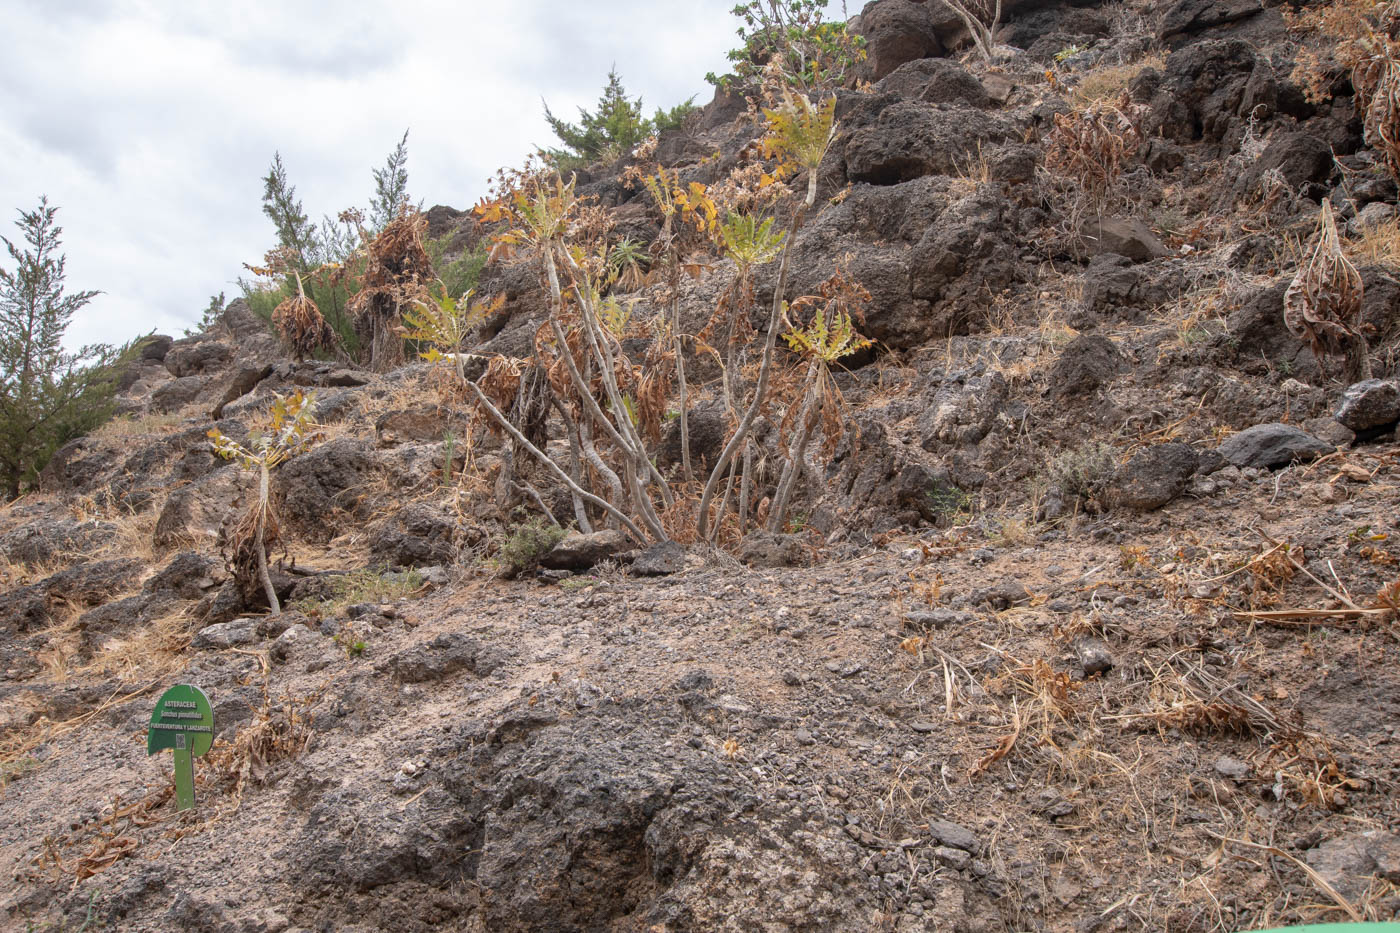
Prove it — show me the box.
[3,0,1400,929]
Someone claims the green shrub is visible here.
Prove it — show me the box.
[291,568,425,617]
[707,0,866,95]
[425,237,486,299]
[498,518,566,574]
[543,69,695,171]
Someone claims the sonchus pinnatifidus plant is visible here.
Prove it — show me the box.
[472,173,672,542]
[348,210,432,372]
[271,271,336,362]
[1285,202,1371,382]
[624,164,721,484]
[400,283,504,383]
[696,89,838,541]
[208,390,321,615]
[768,268,872,532]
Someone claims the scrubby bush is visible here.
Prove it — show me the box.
[1046,442,1119,504]
[498,518,566,575]
[543,69,696,172]
[707,0,866,95]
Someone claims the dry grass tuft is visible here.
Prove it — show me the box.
[1070,53,1167,107]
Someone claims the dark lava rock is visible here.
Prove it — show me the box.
[375,408,465,447]
[1142,40,1263,144]
[876,57,990,107]
[659,400,727,474]
[164,339,233,377]
[1217,423,1335,469]
[1235,132,1334,201]
[1335,379,1400,433]
[1305,831,1400,901]
[854,0,944,80]
[919,372,1007,449]
[220,299,269,340]
[539,530,628,571]
[0,518,116,565]
[1047,335,1124,400]
[151,375,210,413]
[1159,0,1262,43]
[370,503,460,568]
[929,819,980,853]
[143,552,222,601]
[192,618,258,649]
[1075,637,1115,677]
[1109,443,1199,510]
[274,437,379,543]
[737,531,807,569]
[973,578,1030,610]
[844,101,1014,184]
[383,633,500,683]
[1078,216,1169,262]
[43,558,144,608]
[210,364,273,420]
[139,334,174,361]
[632,540,686,577]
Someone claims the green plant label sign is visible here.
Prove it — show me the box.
[147,684,213,811]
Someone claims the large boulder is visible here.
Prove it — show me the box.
[1046,335,1125,401]
[165,339,234,377]
[154,468,251,549]
[853,0,944,80]
[1141,40,1262,146]
[1335,379,1400,434]
[0,518,118,566]
[144,552,224,601]
[918,371,1008,449]
[1158,0,1263,43]
[1108,443,1200,510]
[151,375,211,413]
[875,58,991,107]
[1217,423,1335,468]
[844,102,1016,185]
[539,530,629,571]
[274,438,380,543]
[1234,132,1334,202]
[369,504,462,568]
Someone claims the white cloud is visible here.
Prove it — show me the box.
[0,0,738,348]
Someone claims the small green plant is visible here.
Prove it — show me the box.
[498,517,566,575]
[928,484,973,522]
[1046,442,1119,503]
[334,634,368,658]
[400,284,504,381]
[292,568,425,617]
[1055,44,1084,63]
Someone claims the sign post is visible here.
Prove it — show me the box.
[147,684,214,811]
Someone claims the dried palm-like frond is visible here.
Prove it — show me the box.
[348,211,433,371]
[1284,202,1371,380]
[271,275,335,362]
[1351,30,1400,178]
[1045,95,1143,209]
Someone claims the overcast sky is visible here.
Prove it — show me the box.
[0,0,740,350]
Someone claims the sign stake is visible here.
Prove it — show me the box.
[147,684,214,812]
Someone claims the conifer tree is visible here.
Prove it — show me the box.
[369,129,413,232]
[261,152,316,274]
[543,69,692,170]
[0,198,125,500]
